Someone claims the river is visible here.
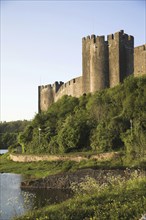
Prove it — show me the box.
[0,149,8,154]
[0,173,72,220]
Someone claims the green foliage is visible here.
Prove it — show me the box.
[0,155,79,178]
[14,170,146,220]
[0,132,17,149]
[57,110,92,153]
[121,119,146,163]
[0,120,30,150]
[19,76,146,158]
[90,117,128,151]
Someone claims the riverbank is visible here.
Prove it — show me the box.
[1,153,146,220]
[21,168,128,189]
[15,169,146,220]
[1,152,146,179]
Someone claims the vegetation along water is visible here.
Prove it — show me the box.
[0,76,146,219]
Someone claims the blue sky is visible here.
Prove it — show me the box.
[1,0,146,122]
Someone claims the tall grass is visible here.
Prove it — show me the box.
[14,170,146,220]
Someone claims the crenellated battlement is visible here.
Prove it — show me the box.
[128,35,133,41]
[107,30,134,44]
[52,81,64,87]
[83,31,134,47]
[39,84,52,89]
[107,34,114,41]
[57,77,81,92]
[135,44,146,51]
[83,35,106,44]
[38,30,146,113]
[39,81,64,90]
[82,35,91,41]
[107,30,124,41]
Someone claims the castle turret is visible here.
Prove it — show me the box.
[82,36,91,94]
[38,84,54,113]
[107,30,134,87]
[122,34,134,78]
[38,81,64,113]
[82,35,109,94]
[38,30,145,113]
[90,35,109,92]
[82,30,134,92]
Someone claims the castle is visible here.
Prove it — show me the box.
[38,30,146,112]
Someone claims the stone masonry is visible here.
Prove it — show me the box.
[38,30,146,113]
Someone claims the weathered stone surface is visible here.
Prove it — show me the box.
[10,152,118,162]
[134,45,146,76]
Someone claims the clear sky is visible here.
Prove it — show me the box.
[1,0,146,122]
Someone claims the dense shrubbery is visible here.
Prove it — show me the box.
[0,120,30,150]
[18,76,146,157]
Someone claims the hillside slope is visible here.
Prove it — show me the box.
[17,76,146,160]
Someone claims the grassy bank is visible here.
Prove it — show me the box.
[1,152,146,178]
[14,170,146,220]
[0,153,79,178]
[1,153,146,219]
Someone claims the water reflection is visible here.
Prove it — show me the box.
[0,173,72,220]
[0,173,25,220]
[23,188,72,208]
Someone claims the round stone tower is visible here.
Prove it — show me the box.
[90,35,109,93]
[38,85,54,112]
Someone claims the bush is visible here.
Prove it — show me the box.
[18,76,146,156]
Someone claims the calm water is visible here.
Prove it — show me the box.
[0,173,72,220]
[0,149,8,154]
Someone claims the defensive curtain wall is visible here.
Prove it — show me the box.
[38,30,146,113]
[38,77,82,112]
[134,44,146,76]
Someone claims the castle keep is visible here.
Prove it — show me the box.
[38,30,146,112]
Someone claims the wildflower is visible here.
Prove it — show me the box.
[139,214,146,220]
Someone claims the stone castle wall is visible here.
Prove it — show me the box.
[107,31,134,87]
[38,81,63,112]
[38,30,146,113]
[38,85,53,112]
[38,77,82,111]
[54,76,82,102]
[82,35,109,93]
[134,44,146,76]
